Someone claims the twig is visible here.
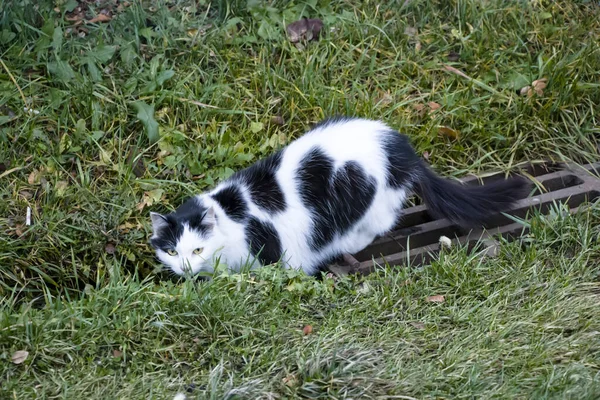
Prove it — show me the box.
[0,58,27,107]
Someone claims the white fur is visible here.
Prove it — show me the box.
[155,118,413,276]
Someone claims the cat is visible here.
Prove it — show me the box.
[150,117,529,277]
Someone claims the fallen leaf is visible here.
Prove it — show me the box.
[112,349,122,358]
[105,243,116,255]
[55,181,69,197]
[428,102,441,112]
[250,121,264,133]
[15,224,24,237]
[410,321,425,330]
[27,169,42,185]
[438,126,460,139]
[11,350,29,364]
[520,78,547,97]
[447,51,460,62]
[282,374,299,387]
[302,325,313,335]
[87,14,112,24]
[270,115,285,126]
[443,64,470,80]
[404,26,418,37]
[519,85,531,97]
[413,103,426,117]
[531,78,548,96]
[376,90,394,106]
[286,18,324,43]
[426,295,445,303]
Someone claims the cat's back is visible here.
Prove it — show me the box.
[281,117,390,177]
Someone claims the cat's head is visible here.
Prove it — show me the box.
[149,198,223,277]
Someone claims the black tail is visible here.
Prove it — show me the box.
[415,162,531,227]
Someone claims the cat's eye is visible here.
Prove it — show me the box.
[166,249,178,256]
[193,248,204,255]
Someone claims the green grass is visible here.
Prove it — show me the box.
[1,0,600,398]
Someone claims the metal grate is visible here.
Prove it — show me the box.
[328,162,600,276]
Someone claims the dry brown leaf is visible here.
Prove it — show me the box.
[302,325,313,335]
[11,350,29,364]
[410,321,425,330]
[87,14,112,24]
[426,295,445,303]
[438,126,460,139]
[520,78,548,97]
[428,102,441,112]
[447,51,460,62]
[413,103,426,117]
[282,374,299,387]
[112,349,122,358]
[27,169,42,185]
[105,243,116,255]
[270,115,285,126]
[286,18,323,43]
[404,26,418,37]
[443,64,470,80]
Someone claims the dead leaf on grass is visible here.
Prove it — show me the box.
[270,115,285,126]
[105,242,116,255]
[11,350,29,364]
[413,103,427,117]
[112,349,122,358]
[520,78,548,97]
[447,51,460,62]
[428,102,441,112]
[27,169,42,185]
[443,64,470,80]
[410,321,425,330]
[438,126,460,139]
[404,26,418,37]
[426,295,445,303]
[302,325,313,335]
[282,374,299,387]
[87,14,112,24]
[286,18,324,44]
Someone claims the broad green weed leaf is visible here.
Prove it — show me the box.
[88,45,117,63]
[250,121,264,133]
[86,59,102,82]
[132,101,160,143]
[0,29,16,45]
[156,70,175,86]
[47,59,76,81]
[52,27,63,51]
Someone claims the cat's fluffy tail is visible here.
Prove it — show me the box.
[414,162,531,227]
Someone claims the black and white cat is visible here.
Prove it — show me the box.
[150,117,528,277]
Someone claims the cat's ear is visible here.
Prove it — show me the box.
[202,207,217,228]
[150,212,169,233]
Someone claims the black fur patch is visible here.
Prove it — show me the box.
[235,150,286,213]
[210,185,248,222]
[245,217,282,265]
[150,197,209,250]
[382,130,420,189]
[296,147,377,250]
